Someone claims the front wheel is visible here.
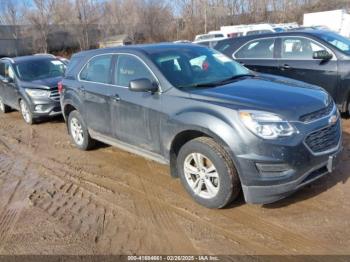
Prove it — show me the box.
[19,99,34,124]
[177,137,241,209]
[0,96,10,113]
[68,110,95,150]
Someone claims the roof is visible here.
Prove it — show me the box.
[216,29,332,45]
[73,42,206,58]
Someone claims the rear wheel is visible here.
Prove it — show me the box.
[0,96,10,113]
[19,99,34,125]
[177,137,241,208]
[68,110,95,150]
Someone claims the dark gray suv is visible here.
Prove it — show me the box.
[0,55,65,124]
[60,44,342,208]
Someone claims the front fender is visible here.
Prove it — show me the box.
[162,110,245,177]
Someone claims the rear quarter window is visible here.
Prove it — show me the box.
[65,57,81,79]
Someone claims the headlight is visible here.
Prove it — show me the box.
[25,89,50,98]
[239,110,298,139]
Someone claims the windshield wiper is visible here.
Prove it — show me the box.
[177,74,255,89]
[191,74,255,88]
[213,73,255,85]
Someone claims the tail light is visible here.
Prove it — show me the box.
[58,81,63,94]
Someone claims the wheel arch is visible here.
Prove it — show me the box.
[167,112,241,178]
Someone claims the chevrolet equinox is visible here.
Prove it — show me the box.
[60,44,342,208]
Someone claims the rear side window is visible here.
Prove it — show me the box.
[80,55,112,84]
[0,62,5,78]
[114,54,155,87]
[235,38,275,59]
[65,57,80,78]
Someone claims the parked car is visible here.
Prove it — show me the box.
[60,44,342,208]
[214,30,350,114]
[194,32,226,42]
[0,55,66,124]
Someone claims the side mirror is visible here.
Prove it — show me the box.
[313,50,333,61]
[129,78,158,93]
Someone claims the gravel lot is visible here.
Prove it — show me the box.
[0,110,349,255]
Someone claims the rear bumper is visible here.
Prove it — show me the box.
[241,146,342,204]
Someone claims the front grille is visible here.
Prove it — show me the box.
[299,101,334,123]
[305,121,341,154]
[49,87,60,101]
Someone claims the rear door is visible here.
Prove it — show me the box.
[78,54,114,136]
[233,37,279,75]
[277,36,338,97]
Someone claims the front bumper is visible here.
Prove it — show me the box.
[29,97,62,117]
[233,108,342,204]
[241,146,342,204]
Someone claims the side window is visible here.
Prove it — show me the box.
[0,62,5,79]
[114,55,155,87]
[281,37,326,59]
[235,38,275,59]
[80,55,112,84]
[6,65,15,79]
[0,63,14,80]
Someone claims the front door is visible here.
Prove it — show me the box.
[277,36,338,98]
[110,54,162,154]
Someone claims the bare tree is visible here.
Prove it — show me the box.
[0,0,26,55]
[75,0,102,50]
[26,0,55,53]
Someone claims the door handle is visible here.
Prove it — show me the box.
[111,94,120,102]
[281,64,292,70]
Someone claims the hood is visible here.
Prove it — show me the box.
[188,74,330,121]
[20,76,62,90]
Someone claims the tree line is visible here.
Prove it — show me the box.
[0,0,349,55]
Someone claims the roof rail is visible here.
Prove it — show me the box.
[0,57,15,63]
[34,53,56,58]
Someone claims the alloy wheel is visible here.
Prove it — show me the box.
[20,100,31,123]
[0,97,4,112]
[70,117,84,146]
[183,152,220,199]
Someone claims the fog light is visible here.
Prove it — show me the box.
[256,163,293,177]
[35,105,44,111]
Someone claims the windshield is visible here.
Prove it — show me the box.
[15,59,66,81]
[150,47,250,89]
[318,32,350,55]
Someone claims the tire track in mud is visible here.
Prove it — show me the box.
[0,151,29,251]
[15,146,333,255]
[0,115,349,254]
[27,168,196,254]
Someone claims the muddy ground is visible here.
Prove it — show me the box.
[0,110,349,255]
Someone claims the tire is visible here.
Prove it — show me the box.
[177,137,240,208]
[0,96,10,113]
[68,110,95,150]
[19,99,35,125]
